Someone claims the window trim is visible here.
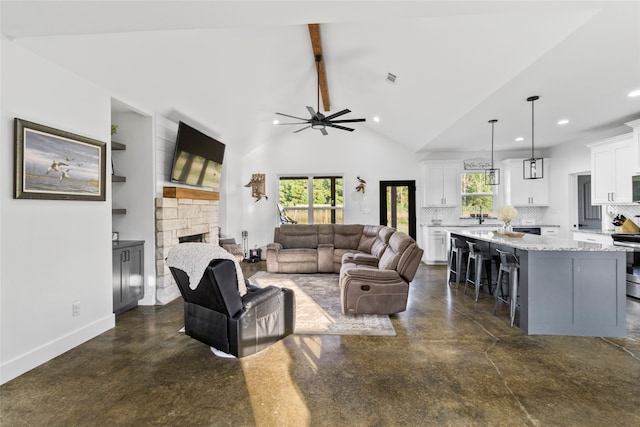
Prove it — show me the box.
[278,175,344,224]
[460,171,497,217]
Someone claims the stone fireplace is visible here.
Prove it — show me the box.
[155,187,219,304]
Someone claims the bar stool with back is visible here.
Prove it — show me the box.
[447,236,469,286]
[464,241,497,302]
[493,249,520,327]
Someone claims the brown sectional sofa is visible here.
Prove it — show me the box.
[265,224,423,315]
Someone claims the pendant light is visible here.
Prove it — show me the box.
[485,119,500,185]
[523,95,544,179]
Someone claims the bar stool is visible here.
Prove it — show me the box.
[493,249,520,327]
[447,236,469,287]
[464,241,497,302]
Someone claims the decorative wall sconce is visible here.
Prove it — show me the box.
[523,95,544,180]
[355,176,366,193]
[245,173,268,202]
[485,119,500,185]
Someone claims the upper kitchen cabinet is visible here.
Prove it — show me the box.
[422,161,460,207]
[503,158,550,206]
[626,118,640,173]
[588,134,634,204]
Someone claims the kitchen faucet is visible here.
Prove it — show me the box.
[478,206,484,224]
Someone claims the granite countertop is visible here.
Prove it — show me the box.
[449,229,628,252]
[421,223,560,228]
[574,229,615,235]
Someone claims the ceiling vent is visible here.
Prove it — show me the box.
[386,73,398,83]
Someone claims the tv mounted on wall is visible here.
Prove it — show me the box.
[170,121,225,189]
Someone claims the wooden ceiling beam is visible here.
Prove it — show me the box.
[308,23,330,112]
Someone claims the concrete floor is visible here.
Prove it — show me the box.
[2,263,639,426]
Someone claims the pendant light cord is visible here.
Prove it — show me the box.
[531,98,535,158]
[491,121,495,166]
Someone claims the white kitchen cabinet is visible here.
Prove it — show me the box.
[503,159,550,206]
[625,118,640,173]
[572,231,613,246]
[588,134,634,204]
[540,227,559,236]
[422,161,460,207]
[424,226,448,264]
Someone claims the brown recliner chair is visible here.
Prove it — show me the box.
[168,246,295,358]
[339,232,423,315]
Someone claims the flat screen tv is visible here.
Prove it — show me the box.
[170,121,225,189]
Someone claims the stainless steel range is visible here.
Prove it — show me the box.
[611,233,640,299]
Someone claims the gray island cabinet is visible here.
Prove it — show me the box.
[449,230,628,337]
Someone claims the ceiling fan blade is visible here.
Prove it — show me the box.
[278,122,311,125]
[306,106,317,118]
[324,109,351,120]
[326,123,355,132]
[293,125,311,133]
[329,118,366,124]
[319,127,329,136]
[276,112,309,121]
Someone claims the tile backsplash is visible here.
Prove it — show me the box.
[603,204,640,230]
[422,206,547,225]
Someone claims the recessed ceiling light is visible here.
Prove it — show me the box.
[273,119,279,125]
[557,119,569,125]
[373,116,380,123]
[629,89,640,97]
[515,137,524,142]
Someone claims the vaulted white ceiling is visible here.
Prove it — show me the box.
[2,1,639,155]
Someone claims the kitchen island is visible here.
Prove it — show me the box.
[450,229,629,337]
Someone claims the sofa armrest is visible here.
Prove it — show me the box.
[318,243,334,273]
[241,285,281,309]
[353,253,379,267]
[342,266,400,280]
[266,242,283,251]
[266,243,283,272]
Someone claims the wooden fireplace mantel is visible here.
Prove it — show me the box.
[163,187,220,201]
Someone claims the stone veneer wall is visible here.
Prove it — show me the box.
[155,197,219,304]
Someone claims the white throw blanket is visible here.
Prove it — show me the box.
[166,243,247,295]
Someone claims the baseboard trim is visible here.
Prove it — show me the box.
[0,314,115,385]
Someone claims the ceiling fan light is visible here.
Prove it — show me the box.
[311,123,326,130]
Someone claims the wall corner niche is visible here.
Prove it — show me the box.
[110,97,156,307]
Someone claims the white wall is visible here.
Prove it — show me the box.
[240,126,421,249]
[1,39,114,384]
[547,138,592,236]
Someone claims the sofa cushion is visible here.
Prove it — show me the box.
[357,225,382,253]
[278,224,319,249]
[370,226,394,258]
[276,248,317,263]
[333,224,364,250]
[378,232,412,271]
[318,224,334,245]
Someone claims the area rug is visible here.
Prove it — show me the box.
[249,271,396,336]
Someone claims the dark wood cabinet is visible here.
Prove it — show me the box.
[112,240,144,314]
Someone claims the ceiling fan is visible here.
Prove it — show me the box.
[276,55,366,136]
